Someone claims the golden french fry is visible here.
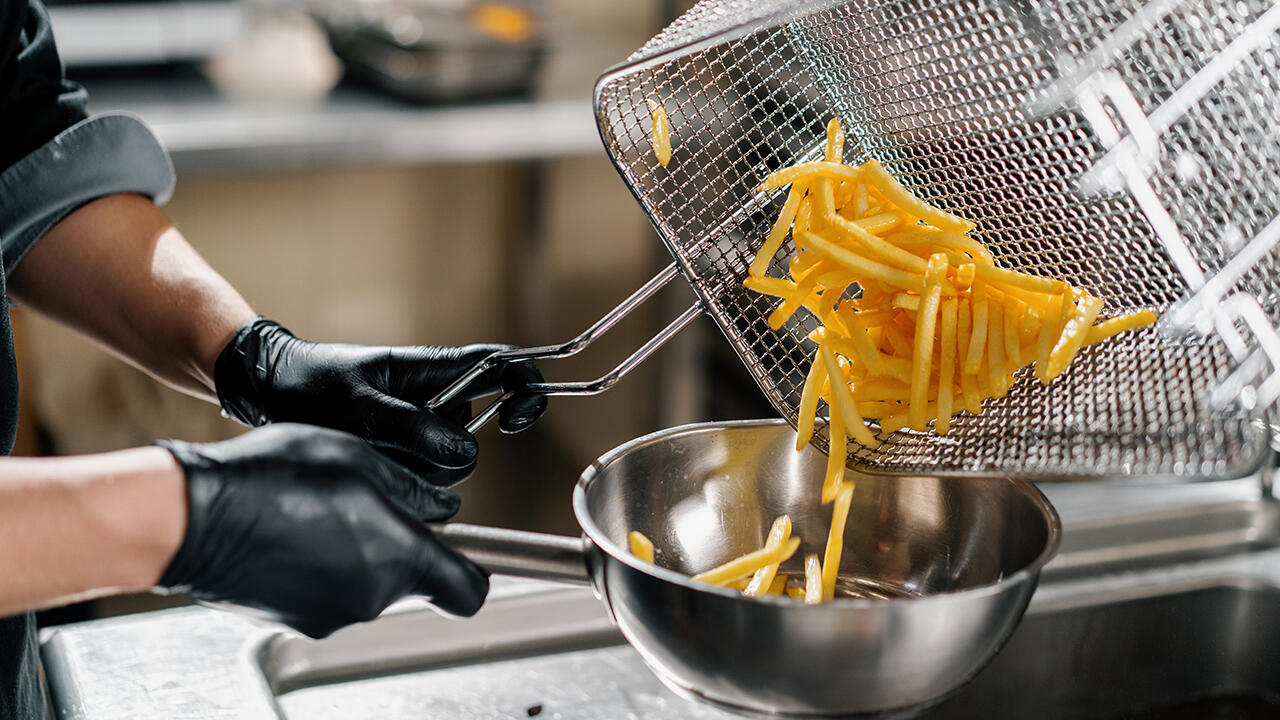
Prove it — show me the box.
[647,99,672,166]
[892,293,921,311]
[910,254,947,429]
[987,299,1008,397]
[800,231,928,294]
[692,537,801,586]
[852,182,868,217]
[749,181,809,278]
[1083,310,1158,347]
[762,161,862,191]
[822,482,855,601]
[821,345,878,446]
[957,300,981,414]
[812,177,836,231]
[795,346,829,451]
[629,531,655,564]
[860,159,975,233]
[765,574,789,596]
[964,292,989,375]
[973,263,1067,295]
[1047,294,1106,379]
[1035,291,1066,384]
[822,409,846,504]
[804,553,824,605]
[1004,297,1024,368]
[889,229,994,265]
[831,214,928,274]
[743,515,793,597]
[937,297,958,435]
[854,212,901,234]
[825,117,845,163]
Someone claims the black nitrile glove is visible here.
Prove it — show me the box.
[157,423,488,639]
[213,317,546,486]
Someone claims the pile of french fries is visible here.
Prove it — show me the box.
[629,119,1155,605]
[745,119,1156,465]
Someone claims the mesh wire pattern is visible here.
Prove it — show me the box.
[593,0,1273,479]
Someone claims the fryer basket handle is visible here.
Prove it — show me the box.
[432,523,592,585]
[426,262,703,433]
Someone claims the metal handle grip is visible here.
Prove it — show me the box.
[427,261,702,433]
[432,523,592,585]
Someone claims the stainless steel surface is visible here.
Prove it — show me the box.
[589,0,1276,479]
[42,477,1280,720]
[428,262,704,432]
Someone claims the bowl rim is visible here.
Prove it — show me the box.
[572,418,1064,609]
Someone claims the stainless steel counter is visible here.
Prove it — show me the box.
[41,477,1280,720]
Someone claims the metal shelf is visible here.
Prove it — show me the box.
[81,73,601,176]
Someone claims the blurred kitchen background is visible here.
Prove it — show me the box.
[14,0,780,585]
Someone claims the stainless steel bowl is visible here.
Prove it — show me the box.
[441,419,1061,717]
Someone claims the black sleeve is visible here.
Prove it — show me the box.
[0,0,88,172]
[0,0,174,278]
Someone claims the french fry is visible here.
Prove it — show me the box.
[1034,291,1066,384]
[854,212,901,234]
[647,100,672,166]
[823,409,847,504]
[749,181,809,278]
[910,254,947,429]
[795,346,828,450]
[1084,310,1158,347]
[958,300,981,414]
[973,263,1067,296]
[762,161,862,191]
[937,297,958,435]
[629,531,655,564]
[821,482,855,601]
[987,299,1007,397]
[743,515,793,597]
[804,554,824,605]
[821,345,878,446]
[831,214,928,274]
[801,231,929,294]
[964,290,989,375]
[765,574,789,596]
[861,159,975,233]
[1047,294,1106,379]
[825,118,845,163]
[692,537,801,586]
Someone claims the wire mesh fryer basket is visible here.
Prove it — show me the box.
[591,0,1276,480]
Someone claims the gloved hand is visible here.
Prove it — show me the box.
[156,423,488,639]
[213,317,546,486]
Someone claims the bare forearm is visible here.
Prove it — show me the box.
[0,447,186,616]
[8,194,255,402]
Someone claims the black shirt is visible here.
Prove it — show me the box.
[0,2,174,717]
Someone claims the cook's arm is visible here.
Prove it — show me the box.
[7,194,254,402]
[0,447,185,617]
[0,423,488,634]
